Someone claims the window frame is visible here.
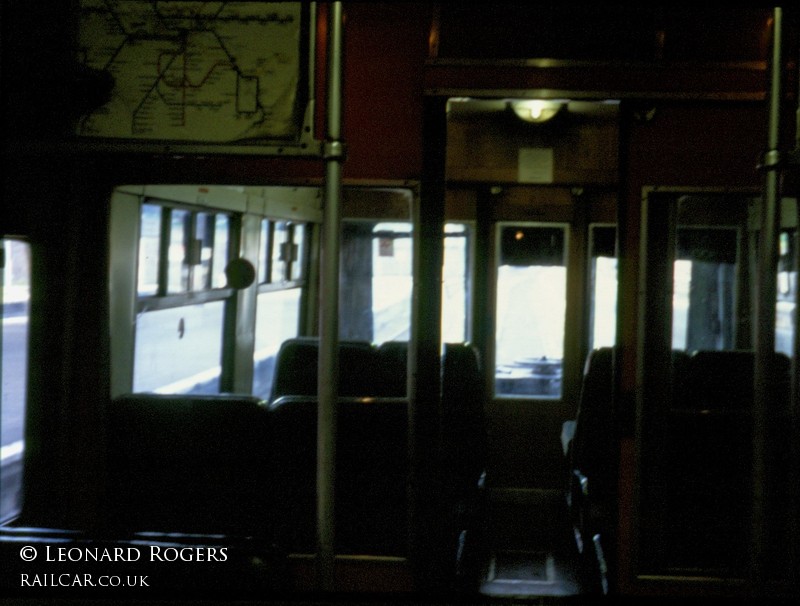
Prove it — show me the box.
[492,220,571,401]
[256,219,308,293]
[135,200,237,313]
[131,199,239,394]
[109,185,322,397]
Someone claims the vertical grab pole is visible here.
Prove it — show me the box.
[752,6,783,591]
[318,0,344,593]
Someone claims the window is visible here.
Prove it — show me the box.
[339,221,412,343]
[776,228,797,357]
[138,204,161,296]
[1,238,30,521]
[252,220,306,400]
[589,225,617,350]
[372,222,413,343]
[134,302,226,393]
[442,223,471,343]
[671,227,738,351]
[495,224,568,398]
[112,186,320,398]
[339,221,471,345]
[133,203,232,394]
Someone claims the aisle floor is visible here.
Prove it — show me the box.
[478,488,600,600]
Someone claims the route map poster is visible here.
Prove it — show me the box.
[76,1,306,144]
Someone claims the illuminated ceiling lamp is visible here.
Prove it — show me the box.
[510,99,564,123]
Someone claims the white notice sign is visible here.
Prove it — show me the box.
[518,148,554,183]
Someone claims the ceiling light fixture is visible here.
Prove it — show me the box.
[510,100,564,123]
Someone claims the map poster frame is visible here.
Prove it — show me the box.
[71,0,320,157]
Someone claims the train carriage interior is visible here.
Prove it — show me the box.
[1,3,800,605]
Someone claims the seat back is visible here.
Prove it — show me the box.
[441,343,487,493]
[684,350,756,410]
[106,393,272,536]
[660,350,791,572]
[571,347,615,486]
[269,337,379,402]
[376,340,409,396]
[268,396,409,555]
